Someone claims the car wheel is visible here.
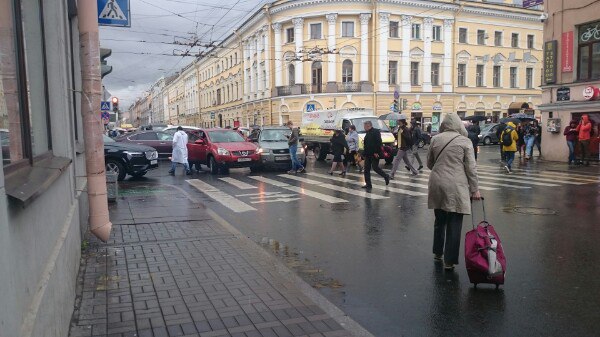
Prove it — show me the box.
[131,171,147,178]
[314,146,328,161]
[483,137,491,145]
[209,156,219,175]
[106,159,126,181]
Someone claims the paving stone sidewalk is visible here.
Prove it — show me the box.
[69,184,355,337]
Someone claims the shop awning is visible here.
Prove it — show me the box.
[508,102,531,110]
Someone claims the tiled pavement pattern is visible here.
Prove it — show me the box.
[69,186,352,337]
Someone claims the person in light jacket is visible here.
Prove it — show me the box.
[427,113,481,270]
[169,126,191,175]
[345,125,362,172]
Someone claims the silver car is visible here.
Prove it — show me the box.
[250,127,307,170]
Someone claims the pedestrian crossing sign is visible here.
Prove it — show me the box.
[98,0,130,27]
[101,101,110,111]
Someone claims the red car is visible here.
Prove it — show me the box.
[187,128,260,174]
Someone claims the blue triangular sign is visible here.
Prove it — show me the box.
[101,101,110,110]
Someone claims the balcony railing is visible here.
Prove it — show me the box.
[303,83,323,94]
[276,86,292,96]
[337,82,361,92]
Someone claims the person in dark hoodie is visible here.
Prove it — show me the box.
[466,121,481,161]
[362,121,390,190]
[564,120,578,165]
[328,129,349,176]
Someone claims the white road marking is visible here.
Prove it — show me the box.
[344,172,429,190]
[476,167,600,183]
[477,164,598,179]
[249,176,348,203]
[187,179,256,212]
[249,193,298,199]
[219,177,257,190]
[401,175,498,191]
[306,173,428,196]
[250,198,301,204]
[236,192,282,197]
[404,173,528,189]
[417,171,561,187]
[279,174,389,200]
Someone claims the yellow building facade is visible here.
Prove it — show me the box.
[137,0,544,129]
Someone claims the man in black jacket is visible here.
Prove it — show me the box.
[362,121,390,190]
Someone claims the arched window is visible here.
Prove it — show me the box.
[288,64,295,86]
[230,55,233,67]
[234,52,238,64]
[235,82,239,99]
[342,59,353,83]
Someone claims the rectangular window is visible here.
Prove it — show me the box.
[389,21,399,38]
[512,33,519,47]
[410,62,419,85]
[457,64,466,86]
[286,27,294,43]
[459,28,468,43]
[431,63,440,86]
[342,22,354,37]
[310,23,322,39]
[433,25,442,41]
[526,68,533,89]
[495,31,503,46]
[477,30,486,45]
[476,64,484,87]
[411,23,421,40]
[493,65,501,87]
[510,67,518,88]
[527,34,534,49]
[388,61,398,85]
[578,21,600,80]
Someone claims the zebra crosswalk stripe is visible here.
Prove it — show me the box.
[476,167,600,183]
[249,176,348,203]
[477,164,597,179]
[187,179,256,213]
[219,177,257,189]
[415,171,560,187]
[278,174,389,200]
[401,175,499,191]
[306,172,428,196]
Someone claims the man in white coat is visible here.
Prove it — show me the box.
[169,126,191,175]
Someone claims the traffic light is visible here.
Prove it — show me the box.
[402,99,408,111]
[393,99,399,112]
[111,97,119,112]
[100,48,113,78]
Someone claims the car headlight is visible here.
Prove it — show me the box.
[257,147,270,154]
[478,135,483,139]
[394,140,398,147]
[297,146,304,154]
[145,150,158,160]
[217,148,230,156]
[124,151,144,159]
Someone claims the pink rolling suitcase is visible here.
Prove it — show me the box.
[465,199,506,289]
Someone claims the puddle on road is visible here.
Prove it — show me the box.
[502,207,558,216]
[260,237,345,290]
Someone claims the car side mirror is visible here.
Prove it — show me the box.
[195,139,205,145]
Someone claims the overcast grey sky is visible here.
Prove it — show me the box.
[100,0,267,109]
[99,0,524,109]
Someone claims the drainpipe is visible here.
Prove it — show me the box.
[78,0,112,241]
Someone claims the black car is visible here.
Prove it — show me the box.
[104,134,159,181]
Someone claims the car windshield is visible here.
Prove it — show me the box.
[353,118,391,133]
[208,131,245,143]
[481,124,496,132]
[260,129,290,142]
[103,134,115,143]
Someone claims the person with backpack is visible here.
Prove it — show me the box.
[466,121,481,161]
[501,122,519,173]
[427,113,481,270]
[523,121,537,160]
[328,129,349,176]
[576,114,593,166]
[496,122,507,163]
[389,117,419,179]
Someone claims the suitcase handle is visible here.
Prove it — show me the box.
[470,197,487,230]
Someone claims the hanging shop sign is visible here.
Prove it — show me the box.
[561,31,574,72]
[544,40,557,84]
[556,87,570,102]
[583,86,600,100]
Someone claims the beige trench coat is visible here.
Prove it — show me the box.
[427,113,479,214]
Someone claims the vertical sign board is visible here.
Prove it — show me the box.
[544,40,558,85]
[562,31,574,72]
[523,0,543,8]
[98,0,131,27]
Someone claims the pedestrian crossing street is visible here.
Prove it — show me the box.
[186,164,600,213]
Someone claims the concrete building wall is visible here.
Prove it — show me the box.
[0,0,87,336]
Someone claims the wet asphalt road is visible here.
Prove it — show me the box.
[132,146,600,337]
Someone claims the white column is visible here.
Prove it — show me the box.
[256,36,263,93]
[243,41,249,98]
[378,12,390,92]
[359,13,371,82]
[443,19,454,92]
[400,15,412,92]
[250,37,256,95]
[326,14,337,83]
[273,23,283,87]
[292,18,304,85]
[263,27,270,92]
[422,17,433,92]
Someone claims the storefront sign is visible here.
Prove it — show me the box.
[432,102,443,111]
[523,0,543,8]
[411,102,422,111]
[431,113,441,133]
[544,40,557,84]
[561,31,574,72]
[557,87,570,101]
[579,21,600,43]
[583,86,600,100]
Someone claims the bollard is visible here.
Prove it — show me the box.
[106,172,118,202]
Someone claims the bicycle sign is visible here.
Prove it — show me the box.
[579,22,600,43]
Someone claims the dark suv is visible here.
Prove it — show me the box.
[103,135,159,180]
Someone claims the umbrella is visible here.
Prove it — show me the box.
[499,117,521,124]
[379,113,407,121]
[462,115,488,122]
[509,113,537,122]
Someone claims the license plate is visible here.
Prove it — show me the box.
[150,160,157,165]
[238,158,252,162]
[275,155,290,161]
